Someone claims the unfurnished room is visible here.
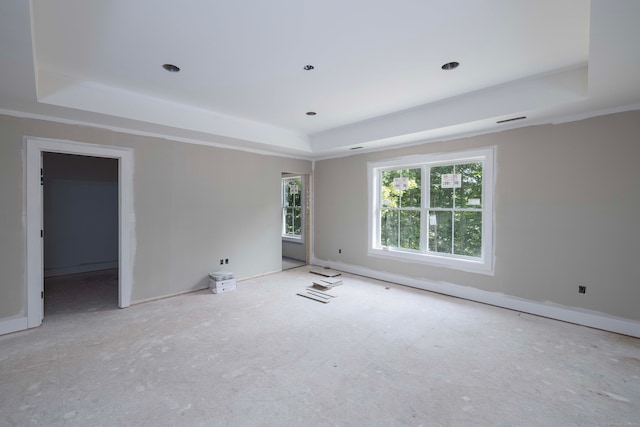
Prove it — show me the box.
[1,1,639,425]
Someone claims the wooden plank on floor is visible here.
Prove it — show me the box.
[310,282,331,291]
[312,278,343,288]
[305,287,337,298]
[309,268,342,277]
[296,291,330,303]
[304,289,332,301]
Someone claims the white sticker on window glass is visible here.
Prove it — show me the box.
[468,198,481,205]
[441,173,461,188]
[289,184,299,194]
[393,177,409,190]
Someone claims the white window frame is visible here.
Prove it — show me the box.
[368,147,495,275]
[282,175,304,243]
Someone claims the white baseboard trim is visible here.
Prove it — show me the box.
[131,286,209,306]
[0,316,29,336]
[130,270,282,306]
[311,257,640,338]
[239,269,283,281]
[44,261,118,278]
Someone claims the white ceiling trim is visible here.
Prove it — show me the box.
[0,107,314,161]
[37,68,312,153]
[310,65,588,154]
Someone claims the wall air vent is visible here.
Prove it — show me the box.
[497,116,526,124]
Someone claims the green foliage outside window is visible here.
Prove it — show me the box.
[380,168,421,249]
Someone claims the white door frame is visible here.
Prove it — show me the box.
[25,136,134,328]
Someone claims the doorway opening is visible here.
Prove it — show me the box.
[25,137,134,329]
[42,152,119,316]
[281,173,309,270]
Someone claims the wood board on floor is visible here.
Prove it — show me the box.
[296,290,331,303]
[305,287,337,298]
[309,268,342,278]
[311,277,342,288]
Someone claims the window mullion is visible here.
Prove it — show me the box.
[421,165,429,252]
[397,176,402,248]
[378,171,382,247]
[450,210,455,255]
[395,207,400,249]
[451,164,456,255]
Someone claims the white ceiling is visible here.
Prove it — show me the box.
[1,1,639,158]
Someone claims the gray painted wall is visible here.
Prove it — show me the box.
[2,111,638,327]
[282,240,305,261]
[43,153,119,276]
[0,114,311,321]
[314,111,640,322]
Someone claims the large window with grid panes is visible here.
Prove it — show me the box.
[368,147,494,274]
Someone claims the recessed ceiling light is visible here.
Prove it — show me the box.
[306,111,317,116]
[496,116,526,124]
[162,64,180,72]
[303,65,315,71]
[441,61,460,71]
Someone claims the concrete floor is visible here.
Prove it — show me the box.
[1,267,639,426]
[282,257,306,271]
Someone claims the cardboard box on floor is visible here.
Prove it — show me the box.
[210,278,236,294]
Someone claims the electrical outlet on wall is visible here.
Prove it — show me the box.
[579,285,586,294]
[220,259,224,265]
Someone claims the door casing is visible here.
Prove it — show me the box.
[25,136,134,327]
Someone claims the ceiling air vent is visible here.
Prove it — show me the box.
[162,64,180,72]
[441,61,460,70]
[496,116,526,124]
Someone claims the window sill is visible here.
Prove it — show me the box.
[282,236,304,244]
[368,247,493,275]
